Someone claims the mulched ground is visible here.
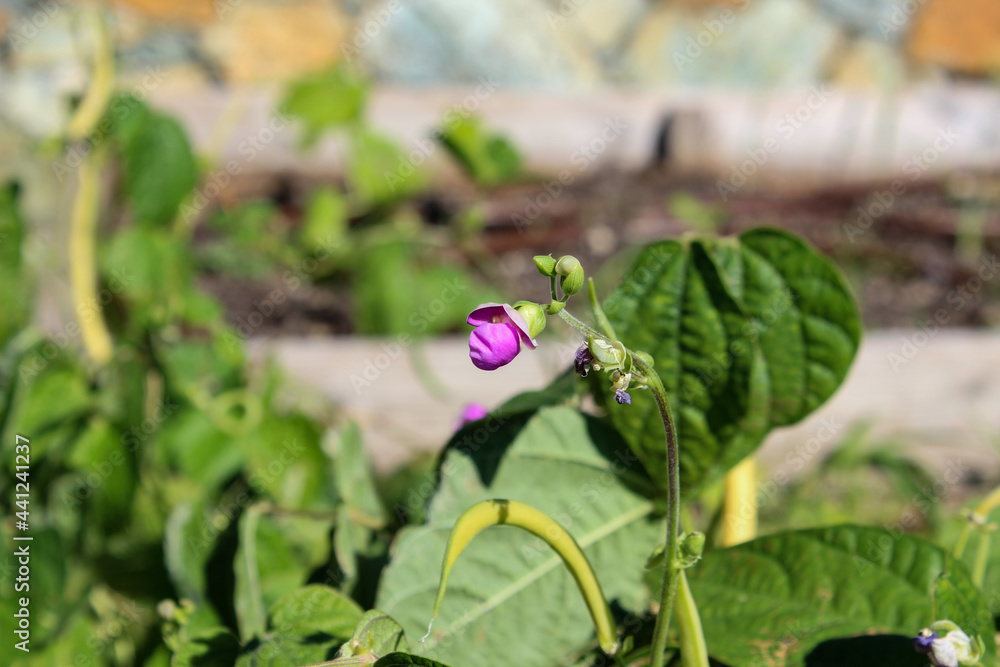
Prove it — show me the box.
[201,166,1000,335]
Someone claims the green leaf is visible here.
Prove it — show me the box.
[234,505,334,641]
[115,98,197,224]
[173,626,242,667]
[102,226,194,316]
[332,423,387,591]
[374,654,452,667]
[65,417,135,529]
[338,610,410,659]
[705,228,862,428]
[601,239,768,491]
[164,502,215,602]
[375,406,661,667]
[271,584,363,637]
[436,115,522,187]
[348,130,424,208]
[282,66,367,148]
[300,187,348,255]
[686,525,996,666]
[602,229,860,491]
[0,181,30,347]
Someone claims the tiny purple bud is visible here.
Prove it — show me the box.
[453,403,489,430]
[614,389,631,405]
[912,631,938,654]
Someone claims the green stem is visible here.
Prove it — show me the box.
[954,484,1000,559]
[973,530,991,588]
[556,308,610,343]
[587,278,617,340]
[673,571,710,667]
[635,357,683,667]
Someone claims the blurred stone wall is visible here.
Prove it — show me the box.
[1,0,999,94]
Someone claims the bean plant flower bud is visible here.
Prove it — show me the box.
[554,255,581,277]
[533,255,557,276]
[913,621,985,667]
[514,302,547,339]
[467,303,538,371]
[678,532,706,567]
[611,370,632,405]
[574,343,594,378]
[561,265,585,296]
[453,403,489,430]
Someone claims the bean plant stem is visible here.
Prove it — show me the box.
[954,484,1000,559]
[637,358,682,667]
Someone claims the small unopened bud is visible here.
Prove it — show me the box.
[561,265,585,296]
[680,532,705,561]
[514,302,546,339]
[554,255,581,277]
[533,255,557,276]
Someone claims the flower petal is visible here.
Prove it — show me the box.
[469,323,522,371]
[467,303,508,327]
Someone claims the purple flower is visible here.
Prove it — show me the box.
[614,389,632,405]
[467,303,537,371]
[454,403,489,430]
[912,631,938,654]
[574,343,593,378]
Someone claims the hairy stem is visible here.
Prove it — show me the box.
[635,357,682,667]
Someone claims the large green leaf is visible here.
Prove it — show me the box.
[687,525,996,666]
[234,506,336,641]
[703,228,861,428]
[115,99,197,224]
[436,115,522,187]
[376,406,661,667]
[236,585,363,667]
[0,181,30,347]
[601,230,860,491]
[281,66,367,148]
[601,239,768,491]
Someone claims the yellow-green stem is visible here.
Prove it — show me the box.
[66,9,114,142]
[973,530,992,588]
[69,147,113,364]
[954,484,1000,559]
[674,571,710,667]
